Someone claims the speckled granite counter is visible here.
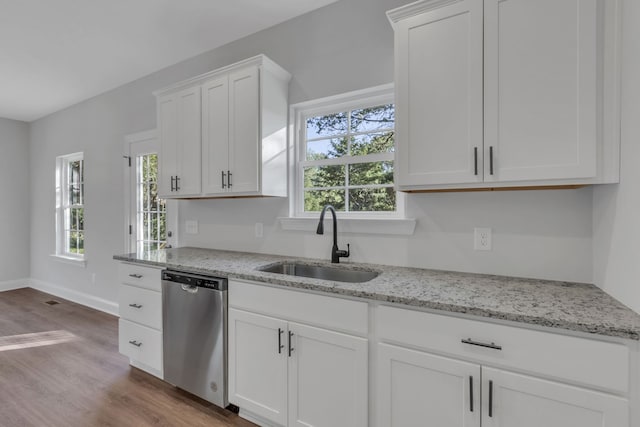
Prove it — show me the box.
[114,247,640,340]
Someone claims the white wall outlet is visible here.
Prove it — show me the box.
[474,227,492,251]
[185,220,198,234]
[255,222,264,238]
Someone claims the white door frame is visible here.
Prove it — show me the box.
[123,130,178,253]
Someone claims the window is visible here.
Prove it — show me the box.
[293,85,399,217]
[55,152,84,260]
[135,153,167,251]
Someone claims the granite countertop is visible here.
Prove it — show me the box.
[114,247,640,340]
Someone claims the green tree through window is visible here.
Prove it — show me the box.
[302,104,396,213]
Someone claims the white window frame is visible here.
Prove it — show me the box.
[54,152,86,266]
[290,84,405,219]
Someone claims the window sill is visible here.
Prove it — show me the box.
[50,254,87,268]
[279,217,416,236]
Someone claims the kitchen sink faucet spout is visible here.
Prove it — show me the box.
[316,205,350,263]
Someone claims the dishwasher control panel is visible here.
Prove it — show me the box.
[162,270,228,291]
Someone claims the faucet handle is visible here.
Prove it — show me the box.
[336,243,350,259]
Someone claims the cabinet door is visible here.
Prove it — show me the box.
[228,308,288,426]
[202,76,230,195]
[175,86,202,196]
[394,0,483,187]
[484,0,598,182]
[228,66,260,194]
[157,93,178,197]
[482,367,629,427]
[157,87,202,197]
[288,322,368,427]
[377,343,481,427]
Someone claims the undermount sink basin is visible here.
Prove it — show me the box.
[258,262,379,283]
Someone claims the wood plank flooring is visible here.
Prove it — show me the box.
[0,288,256,427]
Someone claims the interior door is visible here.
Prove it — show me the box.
[377,343,481,427]
[288,322,368,427]
[481,367,629,427]
[228,308,288,426]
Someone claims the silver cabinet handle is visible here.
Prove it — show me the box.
[462,338,502,351]
[128,303,142,309]
[128,340,142,347]
[128,273,143,279]
[170,176,175,192]
[222,170,226,189]
[175,175,180,191]
[228,170,232,188]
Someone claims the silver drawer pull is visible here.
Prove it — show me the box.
[128,340,142,347]
[462,338,502,351]
[128,303,142,309]
[128,273,143,279]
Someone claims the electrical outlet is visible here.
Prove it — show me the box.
[185,220,198,234]
[474,227,492,251]
[255,222,263,238]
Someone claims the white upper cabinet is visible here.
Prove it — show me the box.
[158,86,202,197]
[155,55,291,198]
[388,0,621,191]
[392,0,484,187]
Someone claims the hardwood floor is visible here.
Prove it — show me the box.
[0,288,256,427]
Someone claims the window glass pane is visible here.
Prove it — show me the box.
[304,190,345,212]
[306,138,346,160]
[350,104,395,133]
[306,112,348,139]
[303,165,345,188]
[349,161,394,186]
[351,131,395,156]
[349,187,396,212]
[70,207,84,231]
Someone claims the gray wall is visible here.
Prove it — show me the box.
[0,118,30,284]
[593,0,640,313]
[29,0,595,307]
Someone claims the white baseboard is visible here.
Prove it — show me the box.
[29,278,119,316]
[0,279,29,292]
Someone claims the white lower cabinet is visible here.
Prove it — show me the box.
[482,367,629,427]
[376,305,631,427]
[377,343,481,427]
[117,262,163,378]
[377,343,628,427]
[229,309,288,425]
[228,280,368,427]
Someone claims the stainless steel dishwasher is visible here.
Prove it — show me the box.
[162,270,228,408]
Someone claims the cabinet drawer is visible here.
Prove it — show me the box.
[118,319,162,371]
[377,306,629,393]
[229,280,368,336]
[118,284,162,330]
[118,263,161,291]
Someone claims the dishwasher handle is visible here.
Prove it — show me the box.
[181,284,198,294]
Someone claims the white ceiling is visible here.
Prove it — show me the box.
[0,0,337,122]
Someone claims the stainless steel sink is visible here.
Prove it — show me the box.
[257,262,379,283]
